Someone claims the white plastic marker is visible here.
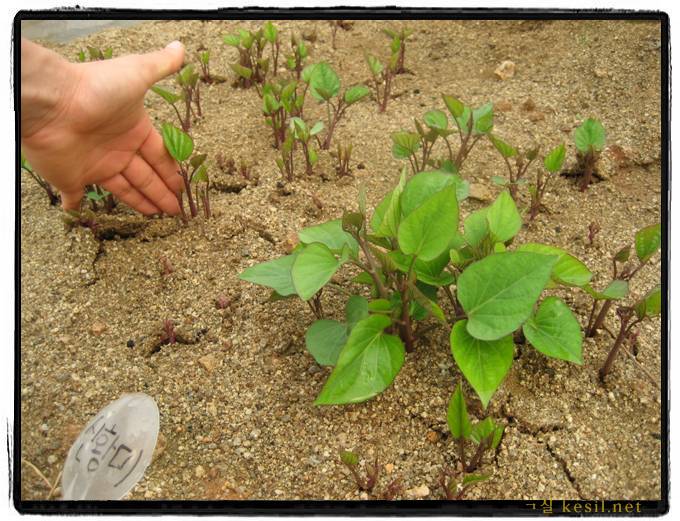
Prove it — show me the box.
[61,393,160,500]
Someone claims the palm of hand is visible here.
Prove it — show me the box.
[22,51,184,215]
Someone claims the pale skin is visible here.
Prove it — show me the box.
[20,38,186,215]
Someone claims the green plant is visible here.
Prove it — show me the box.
[333,143,353,177]
[365,52,397,113]
[262,78,306,149]
[599,284,660,381]
[585,223,661,338]
[440,383,500,499]
[285,34,309,80]
[77,46,112,62]
[160,123,211,220]
[289,117,324,175]
[195,48,225,84]
[20,152,59,206]
[527,143,566,220]
[224,23,279,90]
[487,135,539,201]
[85,185,117,213]
[573,118,606,191]
[392,97,494,175]
[275,130,296,181]
[151,64,201,133]
[339,450,402,498]
[382,26,413,74]
[305,62,370,150]
[240,169,588,410]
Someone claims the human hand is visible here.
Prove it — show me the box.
[21,38,186,215]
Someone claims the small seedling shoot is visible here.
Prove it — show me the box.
[151,64,202,133]
[527,143,566,220]
[585,223,661,338]
[327,20,353,50]
[20,152,60,206]
[440,383,499,499]
[573,118,606,191]
[598,284,660,382]
[77,46,113,62]
[487,134,539,202]
[365,52,397,113]
[392,97,494,175]
[160,123,211,220]
[340,450,379,493]
[382,26,413,74]
[285,34,309,80]
[289,117,324,175]
[262,78,306,149]
[333,143,353,177]
[195,48,225,84]
[305,62,370,149]
[85,185,117,213]
[224,23,280,90]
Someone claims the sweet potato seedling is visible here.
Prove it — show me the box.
[160,123,211,220]
[151,64,202,133]
[527,143,566,220]
[85,185,117,213]
[262,78,306,149]
[285,34,309,81]
[365,52,397,113]
[304,62,370,149]
[339,450,402,498]
[195,48,225,84]
[599,284,660,381]
[585,223,661,338]
[440,384,499,499]
[382,26,413,74]
[487,134,539,201]
[327,20,353,50]
[20,152,59,206]
[332,143,353,177]
[275,130,296,181]
[240,167,588,412]
[289,117,324,175]
[77,46,113,62]
[224,22,280,90]
[573,118,606,191]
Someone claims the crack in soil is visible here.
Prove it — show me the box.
[545,443,584,500]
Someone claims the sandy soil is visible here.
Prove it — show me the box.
[20,18,662,501]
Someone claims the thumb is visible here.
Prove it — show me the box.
[61,189,84,213]
[139,40,185,87]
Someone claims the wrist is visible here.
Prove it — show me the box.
[21,38,78,139]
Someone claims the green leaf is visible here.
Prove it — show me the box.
[309,62,340,101]
[306,320,347,366]
[239,252,298,296]
[160,123,194,162]
[457,252,557,341]
[191,164,208,183]
[450,320,514,408]
[230,63,253,79]
[344,85,370,105]
[346,295,369,329]
[263,21,278,43]
[367,299,394,314]
[488,134,517,158]
[635,223,661,263]
[584,279,629,301]
[462,474,491,487]
[371,169,406,238]
[391,132,421,160]
[340,450,359,466]
[486,191,522,243]
[442,94,465,118]
[223,33,242,46]
[398,186,459,261]
[574,118,606,153]
[401,170,467,217]
[424,109,448,130]
[365,54,384,77]
[518,243,592,288]
[522,297,583,364]
[614,246,631,263]
[463,209,489,248]
[544,143,566,173]
[635,285,661,319]
[310,121,325,136]
[473,103,494,134]
[491,176,508,186]
[298,219,359,259]
[150,85,182,105]
[315,315,405,405]
[291,243,341,301]
[447,383,472,440]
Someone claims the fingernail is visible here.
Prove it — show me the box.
[166,40,183,51]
